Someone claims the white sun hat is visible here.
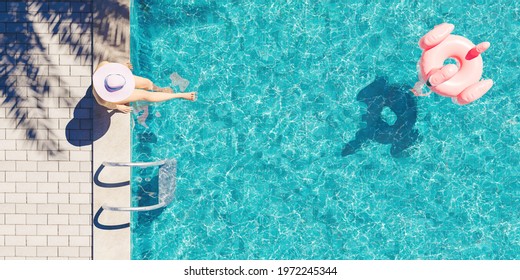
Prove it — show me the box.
[93,63,135,103]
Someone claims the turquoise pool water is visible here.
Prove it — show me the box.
[130,0,519,259]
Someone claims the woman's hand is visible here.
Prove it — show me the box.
[116,104,132,114]
[126,61,133,71]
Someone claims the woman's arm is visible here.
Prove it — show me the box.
[92,88,118,110]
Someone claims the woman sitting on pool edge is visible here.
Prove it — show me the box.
[92,61,197,113]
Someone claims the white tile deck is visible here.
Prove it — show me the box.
[0,0,131,259]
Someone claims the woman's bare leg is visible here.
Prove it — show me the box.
[133,75,173,93]
[133,75,153,90]
[116,89,197,104]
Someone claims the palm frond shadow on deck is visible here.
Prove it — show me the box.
[1,0,129,152]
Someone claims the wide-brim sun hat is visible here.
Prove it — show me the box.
[93,63,135,103]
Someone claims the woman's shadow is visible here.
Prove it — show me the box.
[66,86,115,146]
[342,77,420,158]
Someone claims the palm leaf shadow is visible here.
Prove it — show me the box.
[1,0,129,152]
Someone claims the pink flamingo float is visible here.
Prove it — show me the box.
[411,23,493,105]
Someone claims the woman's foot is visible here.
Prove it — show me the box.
[180,92,197,101]
[116,104,132,114]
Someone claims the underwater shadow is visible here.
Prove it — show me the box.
[342,77,419,158]
[131,173,166,242]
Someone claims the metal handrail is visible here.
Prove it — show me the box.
[102,202,167,212]
[102,160,168,168]
[100,159,176,212]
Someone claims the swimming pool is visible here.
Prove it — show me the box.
[129,0,519,259]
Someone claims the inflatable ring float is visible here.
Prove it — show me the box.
[411,23,493,105]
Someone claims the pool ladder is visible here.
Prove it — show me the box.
[101,159,177,212]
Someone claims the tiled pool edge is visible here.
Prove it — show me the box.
[92,0,131,260]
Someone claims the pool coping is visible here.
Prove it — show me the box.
[92,0,131,260]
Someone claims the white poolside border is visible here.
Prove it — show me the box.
[91,0,131,260]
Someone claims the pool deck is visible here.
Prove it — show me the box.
[0,0,131,259]
[91,0,131,260]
